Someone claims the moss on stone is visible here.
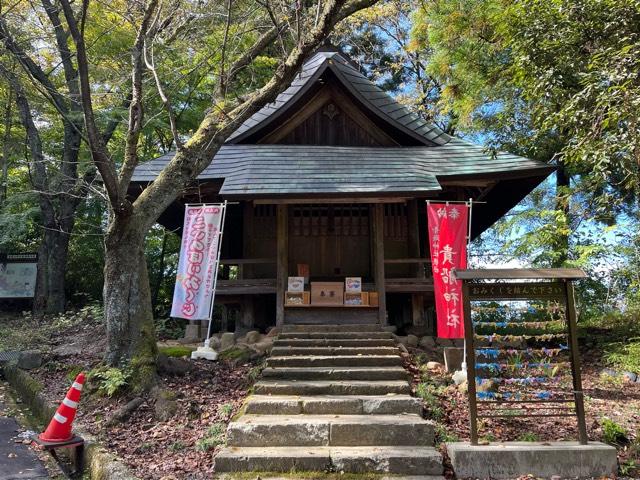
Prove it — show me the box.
[218,346,252,362]
[158,346,195,358]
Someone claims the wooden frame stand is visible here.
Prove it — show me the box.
[453,268,589,446]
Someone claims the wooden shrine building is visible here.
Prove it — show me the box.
[131,48,553,333]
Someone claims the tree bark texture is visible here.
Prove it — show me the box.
[103,215,158,391]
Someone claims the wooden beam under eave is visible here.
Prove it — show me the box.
[276,204,289,325]
[253,197,411,205]
[372,204,387,324]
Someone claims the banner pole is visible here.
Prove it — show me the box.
[462,198,473,371]
[203,201,227,349]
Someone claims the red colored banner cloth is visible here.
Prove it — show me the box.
[427,203,469,338]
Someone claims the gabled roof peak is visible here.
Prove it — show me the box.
[227,48,452,146]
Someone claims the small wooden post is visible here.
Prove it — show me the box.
[373,204,386,324]
[462,281,479,445]
[565,280,589,444]
[407,199,423,278]
[276,204,288,326]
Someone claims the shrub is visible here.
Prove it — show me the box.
[601,417,628,445]
[89,366,131,397]
[416,382,444,420]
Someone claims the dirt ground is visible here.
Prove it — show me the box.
[405,346,640,479]
[1,309,639,479]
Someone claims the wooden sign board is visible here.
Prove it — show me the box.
[467,282,565,301]
[311,282,344,305]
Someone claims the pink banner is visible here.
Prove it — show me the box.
[171,205,224,320]
[427,203,469,338]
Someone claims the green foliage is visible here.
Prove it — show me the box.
[196,422,226,451]
[218,402,234,418]
[169,440,186,452]
[582,310,640,372]
[601,417,628,445]
[154,318,186,341]
[604,341,640,373]
[415,382,444,420]
[89,365,131,397]
[66,365,85,383]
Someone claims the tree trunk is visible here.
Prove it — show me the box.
[553,162,570,267]
[103,214,158,392]
[151,229,168,316]
[34,227,71,315]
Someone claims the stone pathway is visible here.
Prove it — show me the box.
[0,383,49,480]
[215,324,443,478]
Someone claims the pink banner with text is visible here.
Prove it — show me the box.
[171,205,224,320]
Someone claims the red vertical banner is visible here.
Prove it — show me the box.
[427,203,469,338]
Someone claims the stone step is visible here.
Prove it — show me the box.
[245,395,423,415]
[215,445,443,475]
[226,414,434,447]
[278,331,393,339]
[254,379,410,396]
[282,323,383,333]
[273,338,396,347]
[271,346,400,356]
[266,354,402,368]
[262,366,408,381]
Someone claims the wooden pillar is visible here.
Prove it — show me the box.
[276,204,288,325]
[372,204,386,324]
[407,199,423,278]
[408,199,425,326]
[237,297,254,332]
[242,201,254,280]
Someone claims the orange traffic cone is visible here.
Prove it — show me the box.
[39,372,85,443]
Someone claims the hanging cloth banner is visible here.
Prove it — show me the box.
[171,203,226,320]
[427,203,469,338]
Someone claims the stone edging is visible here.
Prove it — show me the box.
[1,363,140,480]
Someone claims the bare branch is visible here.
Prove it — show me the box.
[118,0,160,197]
[143,6,181,152]
[0,63,53,215]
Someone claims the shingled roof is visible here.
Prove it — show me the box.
[133,140,551,197]
[227,50,451,146]
[131,48,552,202]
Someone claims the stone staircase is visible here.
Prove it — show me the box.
[214,324,444,478]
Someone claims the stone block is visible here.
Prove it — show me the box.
[419,336,436,349]
[245,397,302,415]
[406,334,419,347]
[244,330,261,344]
[443,347,464,372]
[18,350,42,370]
[227,417,329,447]
[214,446,331,472]
[329,416,434,446]
[303,397,362,414]
[220,332,235,350]
[182,324,200,342]
[446,441,617,479]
